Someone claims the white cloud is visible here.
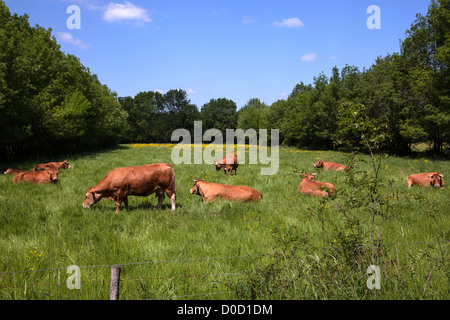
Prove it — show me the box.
[280,92,288,99]
[242,16,257,24]
[273,17,304,28]
[187,88,196,94]
[55,32,91,49]
[301,52,317,62]
[330,55,339,60]
[155,89,167,94]
[103,1,151,24]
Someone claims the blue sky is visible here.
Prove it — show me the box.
[4,0,430,109]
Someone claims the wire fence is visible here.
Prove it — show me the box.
[0,240,448,300]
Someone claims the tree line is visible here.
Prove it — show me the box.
[1,0,448,159]
[119,0,449,155]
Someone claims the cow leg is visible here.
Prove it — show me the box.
[163,188,176,211]
[156,194,165,209]
[115,200,122,213]
[115,189,127,213]
[123,196,129,209]
[170,194,176,211]
[155,188,165,210]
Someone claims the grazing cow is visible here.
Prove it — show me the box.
[406,172,444,189]
[314,159,346,171]
[298,173,336,198]
[3,168,27,175]
[82,163,176,213]
[13,170,59,184]
[190,179,262,203]
[212,152,238,175]
[33,160,71,172]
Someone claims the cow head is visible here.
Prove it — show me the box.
[428,173,445,188]
[190,179,205,195]
[47,170,59,183]
[301,173,317,181]
[213,161,222,170]
[83,188,99,208]
[3,168,12,174]
[314,160,324,169]
[61,160,71,169]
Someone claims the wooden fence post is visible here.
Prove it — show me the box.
[110,265,121,300]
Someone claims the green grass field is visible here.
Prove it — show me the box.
[0,144,448,300]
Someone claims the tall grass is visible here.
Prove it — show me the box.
[0,144,448,299]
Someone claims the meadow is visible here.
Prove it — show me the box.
[0,144,448,300]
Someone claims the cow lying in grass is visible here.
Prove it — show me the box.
[298,173,336,198]
[3,168,27,175]
[190,179,262,202]
[13,170,59,184]
[314,159,346,171]
[406,172,444,189]
[33,160,71,172]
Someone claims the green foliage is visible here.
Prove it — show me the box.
[237,98,268,132]
[200,98,238,134]
[0,1,128,157]
[253,0,449,155]
[119,89,200,143]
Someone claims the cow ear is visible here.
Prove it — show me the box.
[439,174,444,177]
[428,175,434,178]
[192,179,197,182]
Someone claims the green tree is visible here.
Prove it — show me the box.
[200,98,238,133]
[237,98,268,131]
[0,1,129,157]
[261,99,289,144]
[163,89,200,139]
[399,0,450,153]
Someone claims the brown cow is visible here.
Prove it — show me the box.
[3,168,27,175]
[298,173,336,198]
[190,179,262,203]
[314,159,346,171]
[13,170,59,184]
[406,172,444,189]
[33,160,71,172]
[82,163,176,213]
[212,152,238,175]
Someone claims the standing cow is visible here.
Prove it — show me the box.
[33,160,71,171]
[314,159,346,171]
[82,163,176,213]
[13,170,59,184]
[190,179,262,202]
[298,173,336,198]
[212,152,238,175]
[406,172,444,189]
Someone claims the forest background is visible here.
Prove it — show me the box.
[0,0,448,159]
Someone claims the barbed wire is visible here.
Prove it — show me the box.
[0,240,447,277]
[0,240,448,297]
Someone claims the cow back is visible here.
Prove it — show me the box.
[96,163,175,196]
